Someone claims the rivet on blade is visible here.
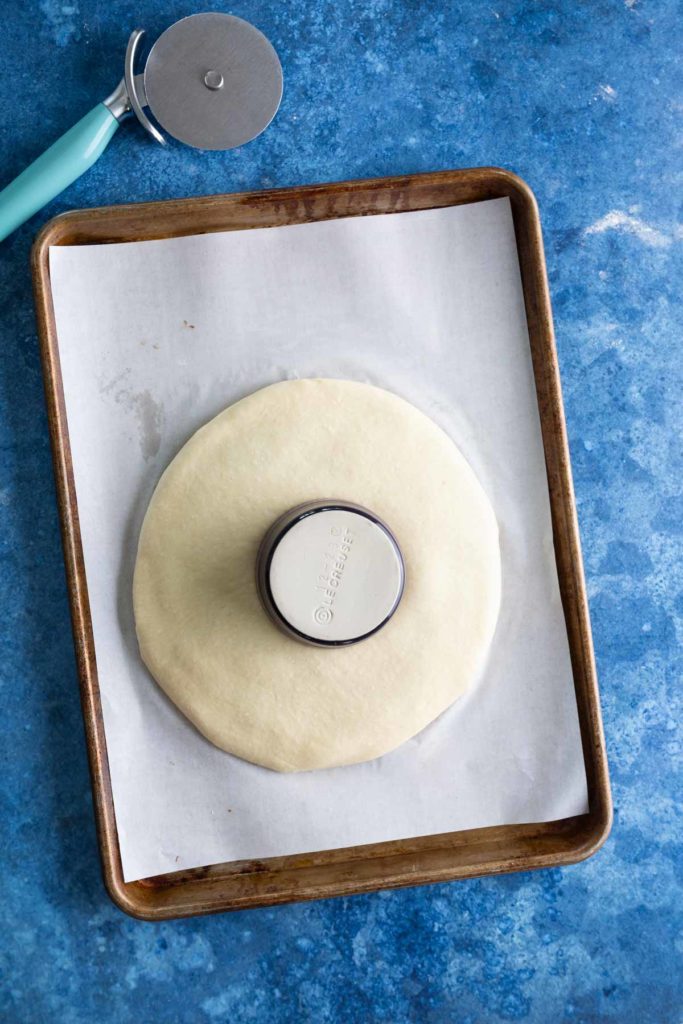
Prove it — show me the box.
[203,70,224,91]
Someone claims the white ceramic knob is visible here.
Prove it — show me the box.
[257,501,405,646]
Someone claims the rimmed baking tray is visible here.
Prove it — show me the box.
[31,168,611,920]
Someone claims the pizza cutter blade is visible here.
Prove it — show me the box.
[0,12,283,241]
[143,13,283,151]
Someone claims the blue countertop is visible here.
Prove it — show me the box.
[1,2,680,1021]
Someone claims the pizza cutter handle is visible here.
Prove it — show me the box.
[0,103,120,242]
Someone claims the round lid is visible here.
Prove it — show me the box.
[257,502,405,647]
[144,13,283,151]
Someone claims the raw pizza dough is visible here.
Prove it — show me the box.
[133,379,501,771]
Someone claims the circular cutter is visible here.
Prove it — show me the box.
[0,13,283,241]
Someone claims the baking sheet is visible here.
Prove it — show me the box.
[48,196,588,883]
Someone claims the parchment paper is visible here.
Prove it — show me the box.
[49,197,588,883]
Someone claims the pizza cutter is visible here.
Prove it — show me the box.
[0,12,283,242]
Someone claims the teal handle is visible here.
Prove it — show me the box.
[0,103,119,242]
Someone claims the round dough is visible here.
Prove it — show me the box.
[133,379,501,772]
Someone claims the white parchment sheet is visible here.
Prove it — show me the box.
[49,197,588,882]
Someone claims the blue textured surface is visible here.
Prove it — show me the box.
[1,1,681,1021]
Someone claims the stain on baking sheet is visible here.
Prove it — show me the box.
[98,369,130,396]
[131,390,163,460]
[99,370,164,460]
